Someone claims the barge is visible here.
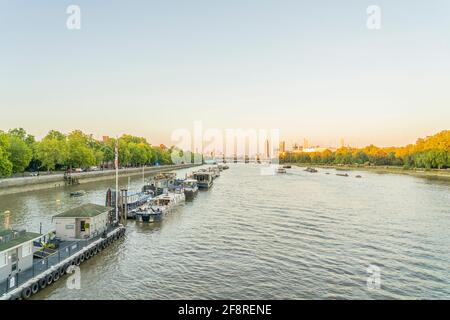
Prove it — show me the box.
[0,204,125,300]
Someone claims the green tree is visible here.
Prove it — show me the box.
[6,135,33,173]
[66,130,96,169]
[36,137,68,171]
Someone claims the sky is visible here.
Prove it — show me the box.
[0,0,449,148]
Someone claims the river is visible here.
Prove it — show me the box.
[0,164,449,299]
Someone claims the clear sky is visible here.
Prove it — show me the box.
[1,0,449,148]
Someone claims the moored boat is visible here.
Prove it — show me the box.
[193,171,214,189]
[305,167,318,173]
[183,178,199,199]
[135,190,185,223]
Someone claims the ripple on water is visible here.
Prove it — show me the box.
[2,164,447,299]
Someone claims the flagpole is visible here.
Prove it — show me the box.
[115,138,119,223]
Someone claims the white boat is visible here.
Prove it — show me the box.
[209,166,221,179]
[135,190,185,223]
[193,171,214,189]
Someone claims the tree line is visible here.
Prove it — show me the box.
[280,130,450,170]
[0,128,180,177]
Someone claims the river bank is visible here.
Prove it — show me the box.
[288,163,450,180]
[0,163,200,196]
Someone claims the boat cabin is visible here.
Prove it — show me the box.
[52,204,112,241]
[0,229,41,282]
[183,179,198,189]
[193,172,213,188]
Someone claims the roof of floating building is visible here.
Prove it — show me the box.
[53,203,112,219]
[0,228,41,252]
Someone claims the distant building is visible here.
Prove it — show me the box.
[102,136,110,143]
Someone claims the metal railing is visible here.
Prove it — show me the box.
[0,224,120,297]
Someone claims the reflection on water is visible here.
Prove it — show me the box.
[0,164,449,299]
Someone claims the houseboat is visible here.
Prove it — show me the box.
[135,190,185,223]
[182,178,199,200]
[0,229,42,296]
[143,172,177,196]
[193,171,214,189]
[210,166,221,179]
[1,204,125,300]
[106,188,152,218]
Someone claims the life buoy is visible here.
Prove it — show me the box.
[59,265,66,275]
[31,282,39,294]
[21,286,32,299]
[38,277,47,289]
[53,270,60,281]
[46,273,54,285]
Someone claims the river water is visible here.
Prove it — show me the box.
[0,164,449,299]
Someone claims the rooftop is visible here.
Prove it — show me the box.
[0,229,41,253]
[53,203,112,219]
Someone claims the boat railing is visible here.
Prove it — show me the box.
[0,224,120,297]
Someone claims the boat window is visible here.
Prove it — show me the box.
[80,220,86,232]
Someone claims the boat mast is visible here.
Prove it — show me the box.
[115,138,119,223]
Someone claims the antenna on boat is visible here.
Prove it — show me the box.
[115,137,119,223]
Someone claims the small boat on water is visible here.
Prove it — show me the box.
[305,167,318,173]
[355,175,362,178]
[277,167,287,174]
[222,164,229,170]
[193,171,214,189]
[182,178,199,199]
[283,165,292,169]
[70,190,86,197]
[336,173,349,177]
